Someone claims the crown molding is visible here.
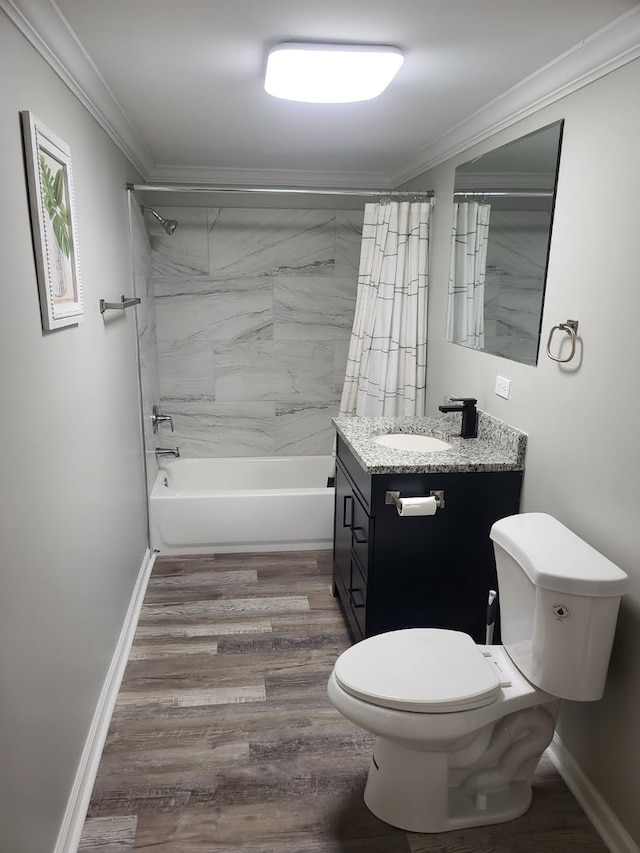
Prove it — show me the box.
[1,0,154,176]
[146,163,393,190]
[4,1,640,188]
[391,6,640,186]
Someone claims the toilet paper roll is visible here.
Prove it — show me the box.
[395,496,438,517]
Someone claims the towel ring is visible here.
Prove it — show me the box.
[546,319,579,363]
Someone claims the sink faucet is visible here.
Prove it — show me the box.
[155,447,180,460]
[438,397,478,438]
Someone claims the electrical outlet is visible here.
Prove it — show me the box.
[495,375,511,399]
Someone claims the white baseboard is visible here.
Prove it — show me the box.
[54,548,156,853]
[548,733,640,853]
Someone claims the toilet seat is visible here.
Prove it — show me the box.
[334,628,503,713]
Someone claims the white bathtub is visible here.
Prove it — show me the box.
[150,455,335,554]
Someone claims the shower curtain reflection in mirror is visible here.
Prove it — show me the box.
[447,201,491,350]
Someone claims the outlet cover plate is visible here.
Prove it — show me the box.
[495,375,511,399]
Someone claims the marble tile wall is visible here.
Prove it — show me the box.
[483,209,552,366]
[151,206,363,457]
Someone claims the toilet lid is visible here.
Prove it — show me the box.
[334,629,502,713]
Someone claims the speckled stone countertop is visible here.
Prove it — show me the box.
[333,411,527,474]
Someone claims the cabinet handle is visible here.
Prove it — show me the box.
[352,527,367,545]
[350,588,365,608]
[343,494,353,528]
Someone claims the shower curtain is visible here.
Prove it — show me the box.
[340,198,432,418]
[446,201,491,349]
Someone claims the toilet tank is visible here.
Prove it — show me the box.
[490,513,628,701]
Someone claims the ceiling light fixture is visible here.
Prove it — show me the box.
[264,42,404,104]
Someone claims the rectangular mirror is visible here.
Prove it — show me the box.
[447,120,563,366]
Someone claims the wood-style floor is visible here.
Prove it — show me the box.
[78,550,608,852]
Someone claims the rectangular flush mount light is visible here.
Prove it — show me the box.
[265,42,404,103]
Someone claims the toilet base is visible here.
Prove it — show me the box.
[363,736,534,833]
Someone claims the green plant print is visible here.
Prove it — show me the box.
[39,155,71,257]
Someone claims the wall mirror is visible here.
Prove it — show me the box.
[447,120,563,366]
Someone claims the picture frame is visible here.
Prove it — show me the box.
[21,111,83,331]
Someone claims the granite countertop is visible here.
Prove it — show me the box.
[333,411,527,474]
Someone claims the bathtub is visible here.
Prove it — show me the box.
[150,455,335,554]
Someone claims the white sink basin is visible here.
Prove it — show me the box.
[372,433,452,452]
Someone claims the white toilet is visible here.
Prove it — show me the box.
[327,512,628,833]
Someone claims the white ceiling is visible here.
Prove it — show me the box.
[5,0,640,187]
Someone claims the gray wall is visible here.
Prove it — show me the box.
[0,13,147,852]
[406,58,640,845]
[151,206,363,457]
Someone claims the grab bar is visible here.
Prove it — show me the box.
[546,319,579,363]
[99,294,141,314]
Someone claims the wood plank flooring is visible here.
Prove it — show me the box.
[78,550,608,852]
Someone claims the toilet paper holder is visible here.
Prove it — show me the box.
[385,490,445,510]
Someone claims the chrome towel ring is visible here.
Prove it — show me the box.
[546,319,579,363]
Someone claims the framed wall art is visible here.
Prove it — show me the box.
[21,111,83,331]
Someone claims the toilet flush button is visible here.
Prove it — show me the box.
[553,604,571,620]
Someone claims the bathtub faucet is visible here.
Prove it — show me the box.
[151,405,174,433]
[155,446,180,460]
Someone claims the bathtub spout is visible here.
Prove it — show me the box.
[155,446,180,460]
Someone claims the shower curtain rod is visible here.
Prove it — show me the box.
[453,190,553,198]
[128,182,434,198]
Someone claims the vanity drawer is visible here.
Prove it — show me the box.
[348,556,367,637]
[350,494,370,582]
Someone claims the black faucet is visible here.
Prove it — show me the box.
[438,397,478,438]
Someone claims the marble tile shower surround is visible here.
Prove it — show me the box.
[150,206,364,458]
[483,209,551,365]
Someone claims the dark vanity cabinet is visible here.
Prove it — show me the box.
[333,435,523,643]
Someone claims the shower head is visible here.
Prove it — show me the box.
[141,205,178,235]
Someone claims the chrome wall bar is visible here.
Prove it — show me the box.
[454,190,553,198]
[99,294,141,314]
[127,182,433,198]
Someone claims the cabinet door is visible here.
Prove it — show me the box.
[333,461,369,641]
[368,470,522,641]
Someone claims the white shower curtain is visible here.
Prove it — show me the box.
[446,201,491,349]
[340,198,432,418]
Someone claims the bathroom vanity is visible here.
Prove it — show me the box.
[332,413,527,643]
